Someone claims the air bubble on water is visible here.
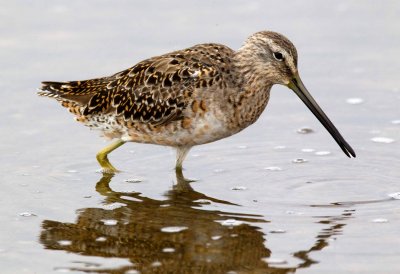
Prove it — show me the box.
[371,137,395,143]
[162,247,175,253]
[274,145,286,150]
[151,261,162,267]
[193,199,210,204]
[262,257,287,265]
[269,229,286,234]
[292,158,308,164]
[315,151,331,156]
[263,166,282,171]
[101,219,118,226]
[388,192,400,200]
[19,212,36,217]
[231,186,247,191]
[391,120,400,125]
[372,218,388,223]
[96,237,107,242]
[67,169,78,173]
[161,226,188,233]
[121,196,142,202]
[301,148,315,153]
[218,219,243,227]
[129,150,135,154]
[57,240,72,246]
[213,168,225,173]
[102,202,125,210]
[346,98,364,105]
[237,145,248,149]
[55,267,72,272]
[211,235,222,240]
[124,178,142,183]
[297,127,314,134]
[160,204,171,207]
[125,270,140,274]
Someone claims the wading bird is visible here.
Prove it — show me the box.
[39,31,355,173]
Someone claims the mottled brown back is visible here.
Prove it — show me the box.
[39,43,234,126]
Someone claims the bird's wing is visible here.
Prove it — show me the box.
[39,43,232,126]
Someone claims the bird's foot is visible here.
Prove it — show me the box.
[100,166,121,174]
[175,166,196,183]
[96,154,120,174]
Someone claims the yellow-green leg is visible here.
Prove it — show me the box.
[96,139,125,173]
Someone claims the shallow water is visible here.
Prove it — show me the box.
[1,1,400,273]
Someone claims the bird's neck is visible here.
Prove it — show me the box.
[228,50,273,130]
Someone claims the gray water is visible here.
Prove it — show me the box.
[1,1,400,273]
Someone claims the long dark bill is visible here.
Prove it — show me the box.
[288,74,356,158]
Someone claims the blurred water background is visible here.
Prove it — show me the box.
[0,1,399,273]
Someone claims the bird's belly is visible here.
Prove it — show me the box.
[123,112,234,147]
[81,110,236,147]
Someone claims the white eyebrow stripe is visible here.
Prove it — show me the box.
[245,34,298,73]
[264,38,297,73]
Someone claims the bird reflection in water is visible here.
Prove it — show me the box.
[40,171,354,273]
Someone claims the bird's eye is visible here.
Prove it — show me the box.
[273,52,284,61]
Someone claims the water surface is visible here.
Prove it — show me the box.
[1,1,399,273]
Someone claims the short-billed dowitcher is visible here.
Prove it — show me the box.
[39,31,355,173]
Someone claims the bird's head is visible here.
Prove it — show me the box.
[240,31,299,86]
[236,31,356,158]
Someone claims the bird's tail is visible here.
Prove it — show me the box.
[38,77,114,116]
[38,80,103,104]
[38,79,100,120]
